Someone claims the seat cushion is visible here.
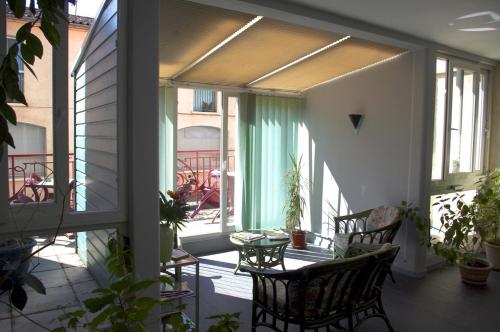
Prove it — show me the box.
[366,206,399,231]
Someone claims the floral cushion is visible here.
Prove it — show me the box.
[258,272,345,318]
[333,233,351,256]
[365,206,399,231]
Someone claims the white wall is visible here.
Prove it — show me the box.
[300,50,428,276]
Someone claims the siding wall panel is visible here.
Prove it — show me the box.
[74,0,119,285]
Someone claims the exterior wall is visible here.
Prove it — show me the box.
[6,17,90,156]
[177,88,236,152]
[300,51,428,275]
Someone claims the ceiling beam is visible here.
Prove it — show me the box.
[247,35,351,86]
[171,15,263,79]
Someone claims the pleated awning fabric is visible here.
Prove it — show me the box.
[159,0,406,92]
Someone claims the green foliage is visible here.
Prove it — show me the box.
[431,193,482,265]
[399,201,430,244]
[159,186,190,231]
[284,154,305,230]
[425,169,500,265]
[207,312,240,332]
[474,168,500,245]
[1,0,75,151]
[54,233,181,332]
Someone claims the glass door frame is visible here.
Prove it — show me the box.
[169,84,239,240]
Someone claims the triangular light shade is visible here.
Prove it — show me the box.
[348,114,363,130]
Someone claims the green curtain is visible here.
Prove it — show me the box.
[159,86,177,193]
[236,94,302,230]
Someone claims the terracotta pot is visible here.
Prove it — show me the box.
[484,241,500,271]
[291,230,307,249]
[458,258,492,286]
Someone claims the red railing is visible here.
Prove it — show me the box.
[8,153,74,199]
[8,149,235,200]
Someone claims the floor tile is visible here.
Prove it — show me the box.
[72,279,100,303]
[12,307,85,332]
[58,254,84,269]
[29,256,62,273]
[64,266,94,285]
[21,285,78,316]
[0,316,12,332]
[32,268,68,288]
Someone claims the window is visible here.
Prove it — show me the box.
[431,57,490,185]
[193,89,216,112]
[6,37,24,97]
[430,56,491,232]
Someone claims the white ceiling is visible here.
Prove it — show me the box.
[288,0,500,61]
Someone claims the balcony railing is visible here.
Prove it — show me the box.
[8,149,235,201]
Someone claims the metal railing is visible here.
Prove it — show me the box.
[8,149,235,200]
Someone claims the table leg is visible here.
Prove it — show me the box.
[234,248,242,274]
[195,261,199,328]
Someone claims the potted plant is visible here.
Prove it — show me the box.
[284,155,306,249]
[159,184,190,263]
[432,193,492,286]
[474,168,500,270]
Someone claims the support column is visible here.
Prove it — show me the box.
[125,0,160,330]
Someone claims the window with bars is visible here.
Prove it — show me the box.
[6,37,24,98]
[193,89,216,112]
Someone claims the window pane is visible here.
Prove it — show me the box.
[449,68,474,173]
[431,58,447,180]
[193,89,216,112]
[474,73,487,171]
[7,14,54,204]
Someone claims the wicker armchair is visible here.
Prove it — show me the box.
[242,244,400,332]
[333,206,402,259]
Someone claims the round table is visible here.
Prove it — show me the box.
[230,231,290,274]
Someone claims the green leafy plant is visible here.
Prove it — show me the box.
[159,183,191,231]
[54,233,186,332]
[1,0,73,152]
[207,312,240,332]
[474,168,500,246]
[284,154,305,230]
[399,200,429,244]
[431,193,482,265]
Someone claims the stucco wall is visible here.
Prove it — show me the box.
[300,50,428,275]
[7,18,90,155]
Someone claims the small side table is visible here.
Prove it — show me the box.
[160,250,199,329]
[230,231,290,274]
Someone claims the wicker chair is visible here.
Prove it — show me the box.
[242,244,400,332]
[333,206,402,259]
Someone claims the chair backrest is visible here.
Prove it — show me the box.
[366,206,400,231]
[354,244,400,304]
[254,253,372,321]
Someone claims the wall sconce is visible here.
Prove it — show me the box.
[348,114,363,134]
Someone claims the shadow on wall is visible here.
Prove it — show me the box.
[299,52,415,236]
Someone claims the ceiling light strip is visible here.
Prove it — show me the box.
[301,51,408,92]
[171,15,264,79]
[247,35,351,86]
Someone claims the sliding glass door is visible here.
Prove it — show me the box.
[172,87,238,238]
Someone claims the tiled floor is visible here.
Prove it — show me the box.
[0,236,98,332]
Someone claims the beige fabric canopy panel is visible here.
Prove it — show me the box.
[159,0,407,92]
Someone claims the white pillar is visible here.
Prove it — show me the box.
[125,0,160,330]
